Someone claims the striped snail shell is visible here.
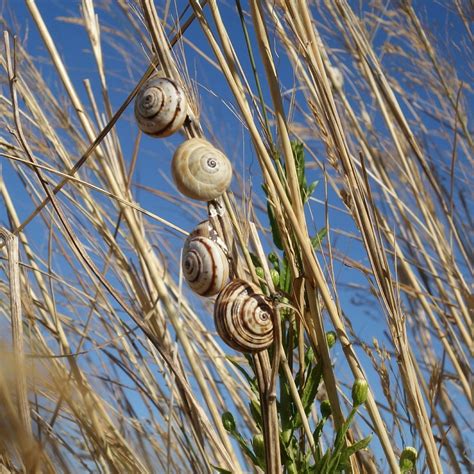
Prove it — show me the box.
[182,232,229,297]
[188,220,227,247]
[135,76,188,137]
[171,138,232,201]
[214,279,274,353]
[188,220,214,239]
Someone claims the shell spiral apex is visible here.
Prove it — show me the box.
[171,138,232,201]
[135,76,188,137]
[214,279,274,353]
[182,234,229,297]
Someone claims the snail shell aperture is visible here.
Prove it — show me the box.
[182,234,229,296]
[214,279,274,353]
[171,138,232,201]
[135,76,188,137]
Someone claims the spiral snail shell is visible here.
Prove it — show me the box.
[172,138,232,201]
[182,230,229,297]
[135,76,188,137]
[214,279,274,353]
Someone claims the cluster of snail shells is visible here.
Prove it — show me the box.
[181,223,275,353]
[135,76,272,353]
[214,279,274,353]
[135,74,233,202]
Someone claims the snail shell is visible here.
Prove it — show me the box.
[188,220,214,239]
[214,279,274,353]
[188,220,228,249]
[135,76,188,137]
[171,138,232,201]
[182,235,229,296]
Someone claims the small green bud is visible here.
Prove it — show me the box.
[222,412,236,433]
[268,252,279,266]
[320,400,332,418]
[399,446,417,472]
[252,433,265,460]
[351,379,368,406]
[255,267,265,279]
[326,331,337,348]
[270,268,280,288]
[281,429,292,444]
[305,346,315,365]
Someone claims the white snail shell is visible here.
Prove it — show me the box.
[171,138,232,201]
[214,279,274,353]
[135,76,188,137]
[182,234,229,296]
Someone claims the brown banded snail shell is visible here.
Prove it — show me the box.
[188,220,228,249]
[182,232,229,297]
[135,76,188,137]
[171,138,232,201]
[214,279,274,353]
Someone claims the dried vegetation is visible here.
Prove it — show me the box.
[0,1,471,473]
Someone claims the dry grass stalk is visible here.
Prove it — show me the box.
[0,227,32,459]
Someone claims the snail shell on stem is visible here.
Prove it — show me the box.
[188,220,227,249]
[135,76,188,137]
[182,232,229,297]
[172,138,232,201]
[214,279,274,353]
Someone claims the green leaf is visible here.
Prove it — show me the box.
[327,407,358,472]
[267,201,284,250]
[249,398,262,430]
[252,434,265,465]
[294,144,303,187]
[338,435,373,469]
[333,408,357,453]
[312,418,326,445]
[314,448,331,474]
[291,140,306,192]
[310,227,327,249]
[304,346,315,366]
[302,364,323,414]
[303,449,313,469]
[304,180,318,202]
[235,435,258,466]
[280,432,299,474]
[279,256,292,293]
[291,140,318,203]
[279,374,294,432]
[263,181,284,250]
[221,412,259,467]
